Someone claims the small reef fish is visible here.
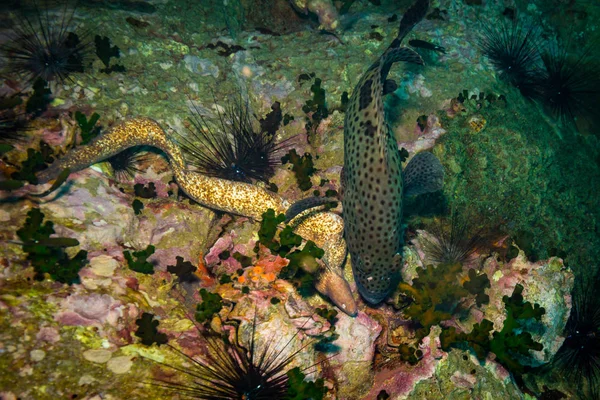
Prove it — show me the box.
[35,118,358,316]
[408,39,446,54]
[342,0,444,304]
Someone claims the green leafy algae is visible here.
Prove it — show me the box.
[133,182,157,198]
[283,241,325,277]
[440,284,545,374]
[75,111,101,145]
[397,263,469,340]
[17,208,88,284]
[26,78,52,115]
[166,256,197,283]
[95,35,126,73]
[281,149,317,191]
[286,367,326,400]
[11,143,54,184]
[132,198,144,215]
[124,245,155,274]
[463,269,491,306]
[256,208,286,253]
[255,209,325,295]
[195,288,223,324]
[135,312,168,346]
[301,77,329,140]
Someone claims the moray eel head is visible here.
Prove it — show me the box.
[315,269,358,316]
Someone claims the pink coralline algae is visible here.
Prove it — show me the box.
[333,312,381,364]
[324,312,382,397]
[40,118,72,148]
[205,230,256,275]
[55,293,123,327]
[481,252,574,365]
[133,172,171,198]
[399,114,447,154]
[405,74,433,98]
[36,326,61,343]
[367,336,442,398]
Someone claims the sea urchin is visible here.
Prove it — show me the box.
[1,1,90,84]
[153,312,324,399]
[535,41,600,130]
[478,18,541,98]
[549,271,600,399]
[419,209,490,265]
[106,147,150,182]
[176,96,287,184]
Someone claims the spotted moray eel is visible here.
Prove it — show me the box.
[36,117,357,316]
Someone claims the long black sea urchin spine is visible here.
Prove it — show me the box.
[1,1,91,84]
[151,313,318,399]
[478,18,542,98]
[175,95,287,184]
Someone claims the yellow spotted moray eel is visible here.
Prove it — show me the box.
[36,118,358,316]
[342,0,443,304]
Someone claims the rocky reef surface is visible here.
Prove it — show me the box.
[1,0,598,399]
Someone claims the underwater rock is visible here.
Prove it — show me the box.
[83,349,113,364]
[79,255,132,293]
[18,165,214,272]
[366,331,522,399]
[328,312,381,399]
[402,239,572,367]
[482,251,574,366]
[399,114,447,154]
[367,332,442,399]
[204,231,250,274]
[133,200,214,271]
[106,355,134,374]
[40,116,77,150]
[399,244,425,284]
[241,0,307,34]
[288,0,339,31]
[36,326,60,344]
[230,296,319,378]
[232,52,295,104]
[182,55,219,78]
[408,348,523,399]
[55,293,123,327]
[315,110,345,169]
[404,74,433,98]
[88,255,118,277]
[38,170,137,250]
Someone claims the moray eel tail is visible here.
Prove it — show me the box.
[37,118,176,183]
